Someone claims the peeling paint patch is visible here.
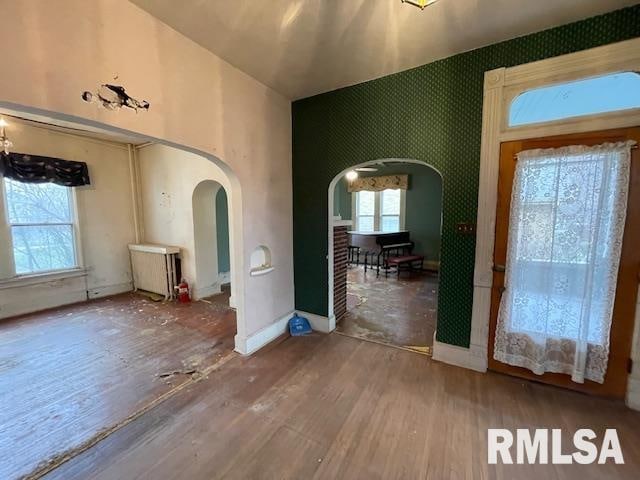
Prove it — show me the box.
[82,84,150,112]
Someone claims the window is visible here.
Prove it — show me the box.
[355,190,375,232]
[509,72,640,127]
[380,189,401,232]
[354,189,404,232]
[4,179,77,274]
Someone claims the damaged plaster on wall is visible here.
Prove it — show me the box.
[82,83,150,112]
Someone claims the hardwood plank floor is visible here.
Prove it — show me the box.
[338,265,438,350]
[0,292,236,480]
[43,333,640,480]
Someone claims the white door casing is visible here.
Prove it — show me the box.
[432,37,640,409]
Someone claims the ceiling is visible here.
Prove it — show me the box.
[130,0,637,100]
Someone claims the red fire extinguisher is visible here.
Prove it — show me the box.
[177,278,191,303]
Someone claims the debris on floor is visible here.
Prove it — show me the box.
[338,266,439,350]
[157,367,203,385]
[405,345,432,356]
[136,290,165,302]
[158,369,197,378]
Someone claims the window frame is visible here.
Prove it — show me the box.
[352,188,406,232]
[502,71,640,141]
[2,178,83,277]
[507,71,640,129]
[353,189,376,232]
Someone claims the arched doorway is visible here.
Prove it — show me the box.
[0,103,247,351]
[192,180,232,303]
[328,159,443,353]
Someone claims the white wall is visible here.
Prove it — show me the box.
[0,0,294,353]
[138,145,227,300]
[0,121,137,318]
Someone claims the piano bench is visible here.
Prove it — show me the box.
[384,255,424,279]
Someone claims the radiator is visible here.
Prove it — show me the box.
[128,244,180,299]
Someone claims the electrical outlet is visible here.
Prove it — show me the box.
[455,222,476,235]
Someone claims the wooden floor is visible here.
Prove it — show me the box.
[0,292,236,480]
[338,265,438,350]
[38,333,640,480]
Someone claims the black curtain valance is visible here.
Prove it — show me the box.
[0,152,90,187]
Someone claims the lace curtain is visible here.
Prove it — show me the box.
[494,141,634,383]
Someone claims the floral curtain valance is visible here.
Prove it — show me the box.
[347,174,409,192]
[0,152,91,187]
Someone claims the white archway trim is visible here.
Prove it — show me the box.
[434,37,640,409]
[326,158,443,334]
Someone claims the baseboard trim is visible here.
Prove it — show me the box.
[424,260,440,271]
[218,271,231,285]
[626,376,640,411]
[0,290,87,320]
[192,283,221,300]
[234,310,293,355]
[432,333,487,373]
[296,310,335,333]
[87,282,133,299]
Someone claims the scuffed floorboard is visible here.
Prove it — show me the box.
[0,292,236,480]
[43,334,640,480]
[338,266,438,350]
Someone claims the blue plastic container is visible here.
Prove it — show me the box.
[289,313,312,336]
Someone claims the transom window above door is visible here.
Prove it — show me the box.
[509,72,640,127]
[354,189,405,232]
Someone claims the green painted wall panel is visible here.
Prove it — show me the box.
[333,177,352,219]
[216,188,230,274]
[292,6,640,347]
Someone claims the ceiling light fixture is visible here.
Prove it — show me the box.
[0,118,13,155]
[401,0,440,10]
[345,170,358,182]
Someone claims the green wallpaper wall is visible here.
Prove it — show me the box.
[334,164,443,262]
[292,5,640,348]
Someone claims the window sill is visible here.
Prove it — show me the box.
[0,268,88,290]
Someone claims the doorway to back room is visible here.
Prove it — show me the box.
[329,160,442,354]
[192,180,232,307]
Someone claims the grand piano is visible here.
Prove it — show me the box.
[348,230,414,274]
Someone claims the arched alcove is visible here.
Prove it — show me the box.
[249,245,274,276]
